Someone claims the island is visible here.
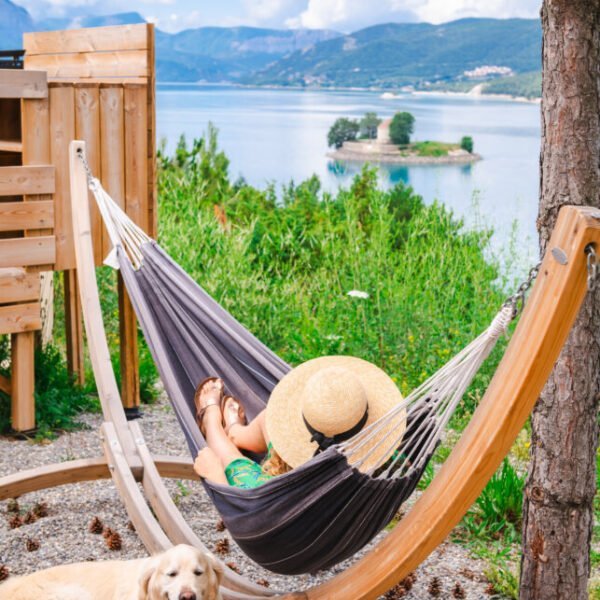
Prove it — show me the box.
[327,112,481,165]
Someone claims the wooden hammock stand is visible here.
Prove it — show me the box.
[0,26,599,600]
[1,139,598,598]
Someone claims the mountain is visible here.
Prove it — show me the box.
[0,1,541,96]
[251,18,541,89]
[0,0,33,49]
[155,27,342,82]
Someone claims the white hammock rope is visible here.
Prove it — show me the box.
[78,150,538,483]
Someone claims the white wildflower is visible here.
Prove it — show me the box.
[347,290,369,299]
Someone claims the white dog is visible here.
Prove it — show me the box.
[0,544,223,600]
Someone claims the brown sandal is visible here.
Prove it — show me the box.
[194,377,224,436]
[223,395,248,435]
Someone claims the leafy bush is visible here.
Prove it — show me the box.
[461,459,525,542]
[359,112,381,140]
[389,111,415,145]
[0,338,99,436]
[412,141,458,157]
[327,117,360,148]
[460,136,474,153]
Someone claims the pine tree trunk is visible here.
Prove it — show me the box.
[520,2,600,598]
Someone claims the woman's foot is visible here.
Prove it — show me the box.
[193,447,228,484]
[194,377,224,437]
[223,395,248,435]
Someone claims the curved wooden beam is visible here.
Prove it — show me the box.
[302,206,600,599]
[69,140,273,599]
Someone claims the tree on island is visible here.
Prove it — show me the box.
[389,112,415,145]
[360,112,381,139]
[460,136,474,153]
[327,118,360,148]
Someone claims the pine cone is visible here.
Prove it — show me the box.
[384,584,407,599]
[23,511,37,525]
[215,519,226,532]
[452,582,466,599]
[32,502,48,518]
[26,538,40,552]
[214,538,230,556]
[225,561,240,574]
[127,521,136,532]
[257,579,270,588]
[485,582,496,595]
[88,517,104,534]
[0,565,9,581]
[106,531,122,551]
[6,499,19,514]
[102,526,115,539]
[8,514,23,529]
[428,577,442,597]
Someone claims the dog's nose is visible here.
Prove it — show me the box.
[179,593,196,600]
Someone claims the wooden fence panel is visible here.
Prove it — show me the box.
[75,83,103,264]
[0,165,54,196]
[0,269,40,304]
[0,71,47,99]
[0,237,55,268]
[99,84,125,257]
[24,25,150,55]
[0,201,54,232]
[0,303,41,333]
[49,84,75,271]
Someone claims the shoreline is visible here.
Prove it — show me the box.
[328,148,482,166]
[157,81,541,104]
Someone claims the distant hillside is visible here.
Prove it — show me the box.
[155,27,341,82]
[0,1,541,97]
[251,18,541,89]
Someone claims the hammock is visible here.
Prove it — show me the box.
[83,154,521,575]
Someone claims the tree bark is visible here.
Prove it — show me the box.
[520,2,600,599]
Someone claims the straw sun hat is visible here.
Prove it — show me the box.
[266,356,406,473]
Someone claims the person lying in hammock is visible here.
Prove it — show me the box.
[192,377,291,488]
[191,356,404,489]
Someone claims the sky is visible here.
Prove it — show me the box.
[14,0,542,33]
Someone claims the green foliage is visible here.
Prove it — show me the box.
[158,128,506,403]
[410,141,458,157]
[389,112,415,145]
[460,136,474,153]
[252,19,541,88]
[0,338,99,436]
[484,562,519,599]
[482,70,542,99]
[460,460,525,544]
[327,117,360,148]
[359,112,381,140]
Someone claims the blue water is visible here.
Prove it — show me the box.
[157,84,541,268]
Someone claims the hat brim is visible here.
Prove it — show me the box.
[266,356,406,473]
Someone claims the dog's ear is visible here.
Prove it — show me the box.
[137,557,157,600]
[206,553,224,600]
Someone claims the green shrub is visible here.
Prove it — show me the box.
[389,111,415,145]
[327,117,360,148]
[0,338,99,436]
[460,136,474,153]
[461,459,525,542]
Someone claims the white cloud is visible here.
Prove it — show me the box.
[286,0,421,31]
[285,0,541,31]
[416,0,541,24]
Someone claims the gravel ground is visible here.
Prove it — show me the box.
[0,395,495,599]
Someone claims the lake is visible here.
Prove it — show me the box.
[157,84,541,271]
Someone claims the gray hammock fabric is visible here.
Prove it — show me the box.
[86,168,514,575]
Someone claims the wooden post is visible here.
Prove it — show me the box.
[63,269,84,386]
[118,275,140,415]
[10,331,35,431]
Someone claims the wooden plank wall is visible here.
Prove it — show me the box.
[22,23,157,409]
